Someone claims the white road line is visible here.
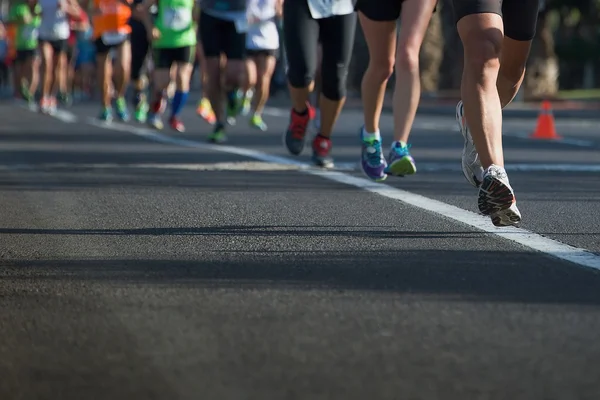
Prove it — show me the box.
[85,118,600,272]
[336,162,600,173]
[1,161,308,172]
[19,105,600,271]
[4,161,600,174]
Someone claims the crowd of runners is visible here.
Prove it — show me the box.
[0,0,543,227]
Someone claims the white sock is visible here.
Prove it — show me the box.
[362,126,380,141]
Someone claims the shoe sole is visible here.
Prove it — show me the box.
[387,157,417,177]
[360,162,387,182]
[478,175,522,226]
[312,155,335,169]
[490,207,522,227]
[282,129,306,156]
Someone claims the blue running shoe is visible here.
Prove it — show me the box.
[385,141,417,177]
[98,107,113,123]
[360,127,387,181]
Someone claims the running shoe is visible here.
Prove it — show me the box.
[456,100,484,187]
[226,90,242,126]
[312,135,334,168]
[197,97,216,125]
[385,141,416,177]
[360,127,387,181]
[135,100,149,123]
[208,122,227,144]
[39,97,52,115]
[284,102,315,156]
[169,116,185,132]
[148,113,163,130]
[115,97,130,122]
[249,114,267,131]
[241,90,252,116]
[98,107,113,122]
[57,92,72,107]
[478,164,522,227]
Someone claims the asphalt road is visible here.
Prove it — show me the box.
[1,98,600,400]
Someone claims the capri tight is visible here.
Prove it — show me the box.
[283,0,356,101]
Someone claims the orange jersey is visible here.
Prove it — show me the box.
[92,0,132,38]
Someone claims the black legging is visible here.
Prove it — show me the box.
[283,0,356,101]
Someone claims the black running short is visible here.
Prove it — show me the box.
[355,0,404,21]
[153,46,196,69]
[355,0,437,22]
[94,35,130,55]
[39,38,68,54]
[199,11,246,60]
[16,49,38,62]
[247,48,279,59]
[451,0,540,41]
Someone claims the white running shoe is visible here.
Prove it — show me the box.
[456,100,484,187]
[478,164,522,227]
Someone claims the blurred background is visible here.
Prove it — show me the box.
[349,0,600,103]
[1,0,599,104]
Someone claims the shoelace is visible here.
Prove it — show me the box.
[291,117,308,140]
[365,140,384,165]
[392,143,412,158]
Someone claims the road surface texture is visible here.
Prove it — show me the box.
[1,99,600,400]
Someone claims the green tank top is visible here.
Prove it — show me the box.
[9,3,41,50]
[154,0,196,48]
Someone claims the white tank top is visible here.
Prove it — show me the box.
[246,0,279,51]
[38,0,70,41]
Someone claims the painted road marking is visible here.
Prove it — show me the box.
[87,117,600,272]
[3,161,600,174]
[17,106,600,272]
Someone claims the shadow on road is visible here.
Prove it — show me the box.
[2,250,600,305]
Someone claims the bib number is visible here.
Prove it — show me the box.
[233,17,248,33]
[163,7,192,31]
[102,31,127,45]
[306,0,353,19]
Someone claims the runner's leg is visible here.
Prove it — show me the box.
[282,0,319,156]
[168,46,195,132]
[148,48,172,130]
[113,39,131,121]
[453,0,533,226]
[39,41,54,113]
[385,0,436,176]
[312,12,356,167]
[95,39,114,121]
[249,51,276,131]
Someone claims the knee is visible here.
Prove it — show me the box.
[321,63,348,101]
[368,56,394,84]
[395,43,420,74]
[462,31,502,77]
[287,62,314,89]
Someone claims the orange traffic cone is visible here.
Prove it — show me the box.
[530,100,561,140]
